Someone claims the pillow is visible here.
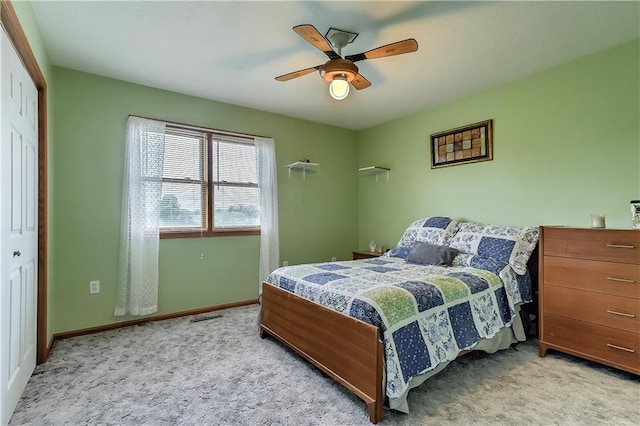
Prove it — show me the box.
[389,216,460,259]
[453,253,533,305]
[407,242,458,266]
[447,223,538,275]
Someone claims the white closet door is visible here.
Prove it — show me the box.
[0,26,38,425]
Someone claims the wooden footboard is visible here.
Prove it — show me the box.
[260,283,384,424]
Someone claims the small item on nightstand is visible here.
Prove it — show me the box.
[590,214,606,228]
[369,241,377,252]
[631,200,640,229]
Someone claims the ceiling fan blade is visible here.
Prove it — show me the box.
[275,66,321,82]
[351,74,371,90]
[345,38,418,62]
[293,24,340,60]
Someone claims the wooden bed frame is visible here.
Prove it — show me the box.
[259,283,384,423]
[259,250,538,423]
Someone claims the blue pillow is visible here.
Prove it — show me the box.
[448,223,538,275]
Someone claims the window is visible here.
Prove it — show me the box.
[159,125,260,237]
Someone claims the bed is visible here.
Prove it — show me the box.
[259,217,538,423]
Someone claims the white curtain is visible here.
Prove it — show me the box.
[115,117,166,316]
[255,137,279,289]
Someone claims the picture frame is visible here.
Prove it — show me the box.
[430,119,493,168]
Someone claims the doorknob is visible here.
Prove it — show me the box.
[13,250,21,257]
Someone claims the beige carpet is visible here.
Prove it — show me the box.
[10,304,639,425]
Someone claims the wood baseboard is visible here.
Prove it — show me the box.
[50,299,258,346]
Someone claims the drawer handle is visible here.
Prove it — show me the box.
[606,309,636,318]
[606,244,635,249]
[606,277,636,283]
[606,343,635,353]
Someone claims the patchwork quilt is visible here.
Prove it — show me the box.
[266,255,532,407]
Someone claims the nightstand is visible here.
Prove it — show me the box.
[352,250,384,260]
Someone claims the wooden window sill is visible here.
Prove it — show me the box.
[160,229,260,239]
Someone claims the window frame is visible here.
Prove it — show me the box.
[159,124,261,239]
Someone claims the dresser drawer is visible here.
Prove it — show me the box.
[543,314,639,373]
[543,256,640,299]
[543,227,640,264]
[544,285,640,333]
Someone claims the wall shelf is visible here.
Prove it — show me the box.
[359,166,390,182]
[287,161,319,179]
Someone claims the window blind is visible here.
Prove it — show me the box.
[211,137,259,228]
[159,128,206,229]
[158,126,259,232]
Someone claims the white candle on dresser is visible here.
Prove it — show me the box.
[590,214,606,228]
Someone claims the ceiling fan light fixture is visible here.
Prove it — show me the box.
[277,24,418,100]
[321,59,358,83]
[329,75,349,100]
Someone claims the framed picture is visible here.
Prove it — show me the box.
[430,119,493,168]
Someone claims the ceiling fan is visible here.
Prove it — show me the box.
[275,24,418,101]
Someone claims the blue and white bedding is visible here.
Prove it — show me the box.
[266,254,533,409]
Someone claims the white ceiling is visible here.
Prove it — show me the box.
[31,1,639,130]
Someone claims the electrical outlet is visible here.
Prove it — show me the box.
[331,256,337,262]
[89,280,100,294]
[282,261,289,266]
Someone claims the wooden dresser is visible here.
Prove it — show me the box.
[539,227,639,374]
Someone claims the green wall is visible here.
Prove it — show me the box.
[13,0,640,338]
[12,1,56,344]
[358,39,640,250]
[51,67,358,333]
